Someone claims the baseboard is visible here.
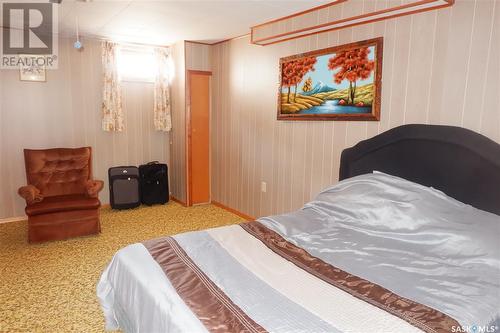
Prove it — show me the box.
[0,215,27,224]
[170,195,187,206]
[0,201,253,223]
[211,201,255,221]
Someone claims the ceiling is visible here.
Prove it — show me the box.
[1,0,331,46]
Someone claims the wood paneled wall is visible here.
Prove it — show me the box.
[0,37,170,219]
[210,0,500,219]
[185,42,212,72]
[169,41,212,204]
[169,41,187,203]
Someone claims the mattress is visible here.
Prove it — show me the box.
[97,172,500,333]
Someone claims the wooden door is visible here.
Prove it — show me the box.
[188,71,211,205]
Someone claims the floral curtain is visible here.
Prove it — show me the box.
[153,47,172,132]
[101,41,124,132]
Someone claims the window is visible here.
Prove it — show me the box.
[118,47,156,82]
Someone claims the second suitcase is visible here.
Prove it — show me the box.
[108,166,141,210]
[139,162,169,205]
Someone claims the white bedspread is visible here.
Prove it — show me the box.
[97,243,207,333]
[97,172,500,332]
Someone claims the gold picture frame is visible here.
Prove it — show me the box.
[277,37,383,121]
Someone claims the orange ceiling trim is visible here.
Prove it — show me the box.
[251,0,454,46]
[210,33,250,46]
[185,40,214,46]
[186,33,250,47]
[251,0,349,29]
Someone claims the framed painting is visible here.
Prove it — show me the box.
[277,37,383,121]
[19,55,46,82]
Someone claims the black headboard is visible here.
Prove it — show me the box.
[339,124,500,215]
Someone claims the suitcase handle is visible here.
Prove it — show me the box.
[147,161,159,165]
[111,174,140,180]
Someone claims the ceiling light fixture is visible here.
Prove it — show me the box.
[74,17,83,51]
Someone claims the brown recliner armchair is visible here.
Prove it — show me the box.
[18,147,104,243]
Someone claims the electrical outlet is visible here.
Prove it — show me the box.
[261,181,267,193]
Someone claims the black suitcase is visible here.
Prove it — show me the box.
[108,166,141,210]
[139,162,169,205]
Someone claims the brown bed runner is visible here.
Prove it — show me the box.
[143,237,267,333]
[240,221,461,333]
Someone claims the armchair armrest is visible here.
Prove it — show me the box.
[18,185,44,205]
[86,180,104,198]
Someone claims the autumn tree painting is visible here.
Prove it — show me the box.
[281,61,296,103]
[328,47,374,105]
[278,37,382,120]
[281,56,317,102]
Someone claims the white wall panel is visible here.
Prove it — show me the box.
[210,0,500,219]
[0,37,169,218]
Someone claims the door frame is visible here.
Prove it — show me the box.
[186,70,212,206]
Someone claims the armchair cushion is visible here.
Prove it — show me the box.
[24,147,91,197]
[25,194,100,216]
[18,185,44,205]
[86,180,104,198]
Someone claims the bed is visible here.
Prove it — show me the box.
[97,124,500,333]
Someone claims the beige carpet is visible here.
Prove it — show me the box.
[0,202,244,333]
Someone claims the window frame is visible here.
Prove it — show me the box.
[118,46,157,83]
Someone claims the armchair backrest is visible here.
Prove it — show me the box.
[23,147,93,197]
